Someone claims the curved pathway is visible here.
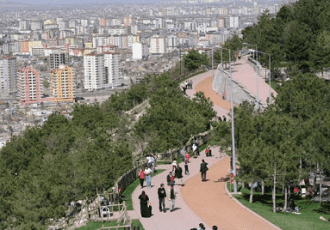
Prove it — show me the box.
[181,58,280,230]
[128,57,280,229]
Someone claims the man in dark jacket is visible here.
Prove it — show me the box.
[200,159,208,181]
[158,183,166,212]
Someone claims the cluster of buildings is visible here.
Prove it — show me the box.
[0,0,290,105]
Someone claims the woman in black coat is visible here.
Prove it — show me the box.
[138,191,151,217]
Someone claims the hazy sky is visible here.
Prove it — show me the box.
[9,0,178,4]
[6,0,271,6]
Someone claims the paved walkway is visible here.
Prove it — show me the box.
[127,57,280,229]
[186,70,231,119]
[129,147,225,229]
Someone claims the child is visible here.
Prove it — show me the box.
[185,162,189,175]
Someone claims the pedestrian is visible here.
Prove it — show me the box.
[192,143,197,158]
[138,191,151,217]
[212,226,218,230]
[172,160,177,172]
[168,184,178,212]
[185,162,190,175]
[175,165,183,185]
[200,159,208,182]
[158,183,166,212]
[223,115,226,122]
[145,166,153,188]
[180,146,186,163]
[148,202,152,216]
[185,152,190,163]
[198,223,206,230]
[149,154,155,172]
[139,167,145,188]
[218,116,222,122]
[181,82,186,95]
[167,171,172,186]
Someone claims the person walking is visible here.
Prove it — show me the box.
[200,159,209,182]
[171,160,177,172]
[184,162,190,175]
[181,82,186,95]
[223,115,226,122]
[192,143,197,158]
[175,165,183,186]
[212,226,218,230]
[139,167,145,188]
[138,191,151,217]
[168,184,177,212]
[167,171,175,186]
[158,183,166,212]
[185,152,190,163]
[145,166,153,188]
[198,223,206,230]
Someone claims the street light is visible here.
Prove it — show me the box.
[243,42,260,109]
[221,47,237,194]
[256,50,272,104]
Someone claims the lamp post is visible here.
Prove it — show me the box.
[243,42,259,108]
[256,50,272,104]
[222,47,237,194]
[212,45,214,81]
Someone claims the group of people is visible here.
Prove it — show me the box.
[137,145,211,222]
[218,115,227,122]
[191,223,218,230]
[138,183,178,217]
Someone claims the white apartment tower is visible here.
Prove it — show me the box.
[150,35,165,54]
[230,16,239,28]
[84,53,122,90]
[84,54,105,91]
[0,57,17,93]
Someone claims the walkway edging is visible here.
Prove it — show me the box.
[224,183,282,230]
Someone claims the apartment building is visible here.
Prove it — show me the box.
[83,54,105,91]
[150,35,165,54]
[50,66,75,102]
[0,57,17,94]
[17,66,43,106]
[84,52,122,91]
[49,53,69,70]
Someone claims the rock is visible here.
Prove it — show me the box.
[320,216,329,222]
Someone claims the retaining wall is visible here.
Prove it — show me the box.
[212,64,266,109]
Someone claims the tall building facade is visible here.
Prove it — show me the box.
[50,66,75,102]
[17,66,43,105]
[229,16,239,28]
[49,53,69,70]
[0,57,17,93]
[150,35,165,54]
[84,54,105,91]
[84,53,122,91]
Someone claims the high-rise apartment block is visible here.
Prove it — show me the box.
[229,16,240,28]
[17,66,43,105]
[150,35,165,54]
[84,54,105,91]
[84,52,122,91]
[0,57,17,93]
[49,53,69,70]
[50,66,75,102]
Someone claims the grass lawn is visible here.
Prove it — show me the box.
[122,169,166,210]
[226,182,330,230]
[76,219,144,230]
[265,80,281,92]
